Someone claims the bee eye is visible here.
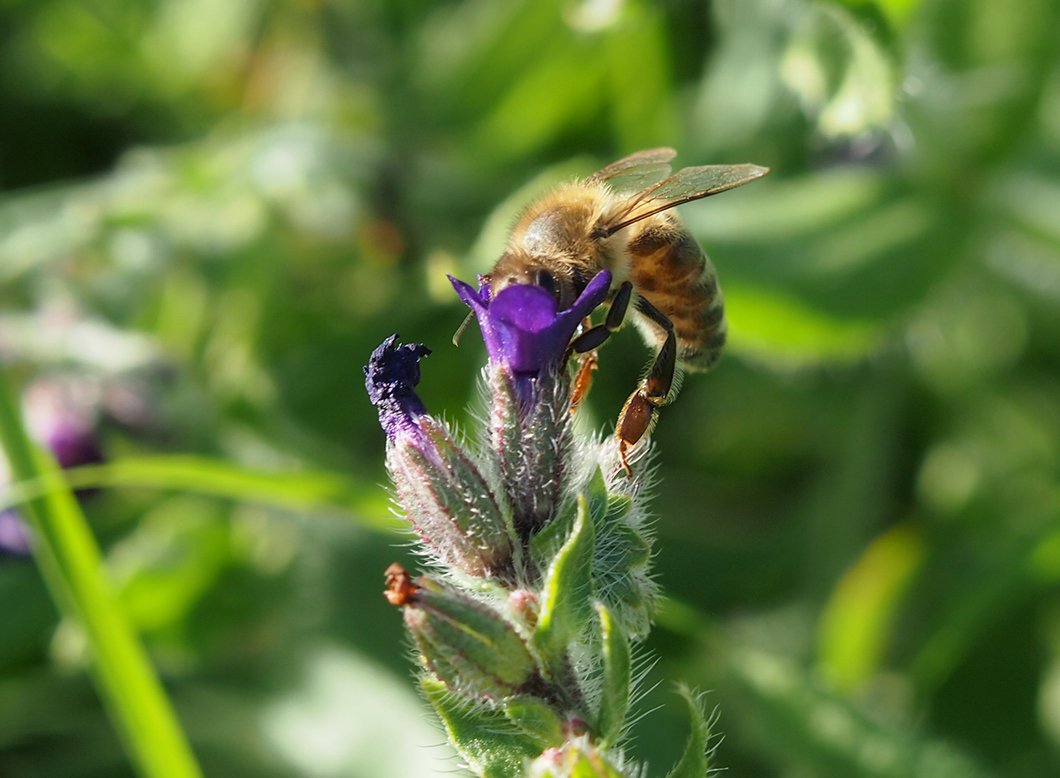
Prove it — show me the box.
[535,269,558,298]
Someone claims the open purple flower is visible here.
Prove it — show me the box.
[448,270,612,381]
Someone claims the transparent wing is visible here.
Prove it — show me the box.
[602,163,769,235]
[588,147,677,194]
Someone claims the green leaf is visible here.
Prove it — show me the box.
[724,282,884,364]
[503,695,564,748]
[420,676,540,778]
[665,686,713,778]
[533,494,595,662]
[595,603,631,745]
[0,374,202,778]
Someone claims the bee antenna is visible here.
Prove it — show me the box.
[451,311,475,347]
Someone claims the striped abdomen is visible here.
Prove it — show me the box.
[624,215,726,371]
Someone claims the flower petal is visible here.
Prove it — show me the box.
[449,270,613,376]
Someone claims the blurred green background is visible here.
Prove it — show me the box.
[2,0,1059,775]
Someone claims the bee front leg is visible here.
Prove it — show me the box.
[567,281,633,412]
[615,297,676,475]
[568,281,632,355]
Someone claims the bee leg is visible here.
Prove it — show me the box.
[567,282,632,413]
[616,297,676,475]
[569,347,598,414]
[568,281,632,355]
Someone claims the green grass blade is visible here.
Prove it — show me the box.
[2,455,394,531]
[0,373,202,778]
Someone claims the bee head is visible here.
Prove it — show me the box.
[488,252,574,309]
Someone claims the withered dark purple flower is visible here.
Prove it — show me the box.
[363,335,431,444]
[448,270,612,380]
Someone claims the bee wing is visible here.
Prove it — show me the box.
[588,147,677,194]
[602,163,769,236]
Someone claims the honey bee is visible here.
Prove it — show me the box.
[481,148,768,470]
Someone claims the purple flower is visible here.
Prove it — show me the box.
[2,378,107,557]
[363,335,431,444]
[0,509,31,557]
[448,270,612,380]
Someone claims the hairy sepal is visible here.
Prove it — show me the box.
[595,603,631,746]
[489,367,574,539]
[664,686,714,778]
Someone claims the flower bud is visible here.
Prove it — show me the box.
[385,565,536,699]
[526,735,626,778]
[489,365,574,539]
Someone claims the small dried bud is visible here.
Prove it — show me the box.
[383,562,418,606]
[390,573,536,699]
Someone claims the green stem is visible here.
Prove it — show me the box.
[0,372,202,778]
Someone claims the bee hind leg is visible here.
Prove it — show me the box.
[615,297,676,475]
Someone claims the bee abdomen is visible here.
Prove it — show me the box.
[627,221,726,371]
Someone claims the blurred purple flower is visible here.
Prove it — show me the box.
[1,378,106,557]
[448,270,611,384]
[0,509,31,556]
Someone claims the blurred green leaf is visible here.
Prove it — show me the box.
[818,524,926,689]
